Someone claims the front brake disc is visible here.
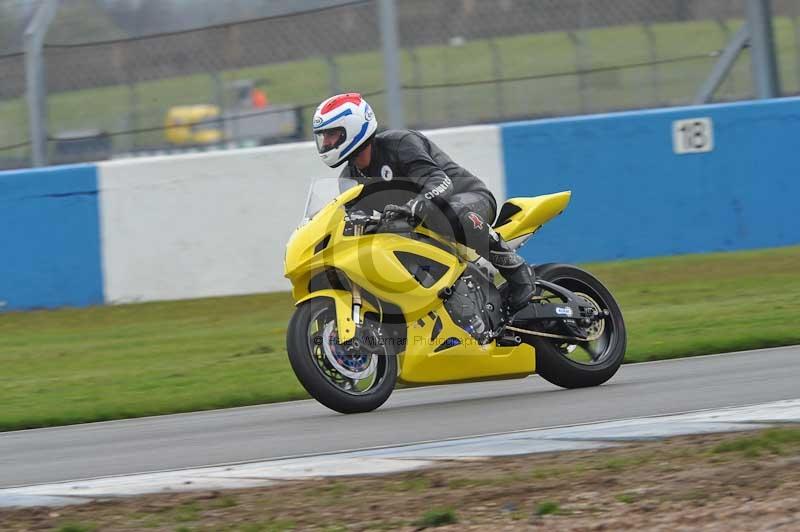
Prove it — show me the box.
[322,321,377,380]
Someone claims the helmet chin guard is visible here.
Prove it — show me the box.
[313,93,378,168]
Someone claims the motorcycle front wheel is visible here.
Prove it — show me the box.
[287,297,397,414]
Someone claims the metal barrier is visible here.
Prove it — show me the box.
[1,0,799,169]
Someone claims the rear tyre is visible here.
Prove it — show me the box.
[529,263,627,389]
[287,297,397,414]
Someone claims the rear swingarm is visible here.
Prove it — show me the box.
[513,280,598,322]
[507,280,608,341]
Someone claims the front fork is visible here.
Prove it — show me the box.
[351,224,364,329]
[296,225,365,342]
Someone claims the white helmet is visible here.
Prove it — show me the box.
[313,93,377,168]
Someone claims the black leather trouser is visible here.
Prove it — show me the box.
[422,191,500,259]
[423,191,527,273]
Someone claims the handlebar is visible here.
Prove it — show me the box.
[346,209,414,234]
[347,210,383,225]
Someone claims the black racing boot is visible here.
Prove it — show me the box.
[502,263,536,311]
[487,231,536,312]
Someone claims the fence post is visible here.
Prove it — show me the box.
[567,31,589,113]
[325,55,341,95]
[378,0,404,128]
[408,48,423,126]
[568,0,592,114]
[642,23,662,106]
[127,82,139,152]
[488,39,505,120]
[746,0,780,99]
[24,0,60,167]
[714,19,736,98]
[211,71,225,147]
[790,1,800,92]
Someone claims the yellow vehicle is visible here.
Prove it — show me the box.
[164,105,223,145]
[284,178,627,414]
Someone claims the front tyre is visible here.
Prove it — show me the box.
[530,263,627,389]
[287,298,397,414]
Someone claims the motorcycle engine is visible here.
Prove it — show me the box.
[443,264,504,343]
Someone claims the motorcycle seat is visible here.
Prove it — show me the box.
[493,191,572,247]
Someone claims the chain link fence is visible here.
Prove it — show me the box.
[1,0,799,169]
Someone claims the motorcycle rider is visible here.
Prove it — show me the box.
[312,92,534,311]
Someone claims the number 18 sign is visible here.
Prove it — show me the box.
[672,117,714,154]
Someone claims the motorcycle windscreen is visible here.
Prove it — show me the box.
[301,177,359,223]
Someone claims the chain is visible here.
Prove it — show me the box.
[505,325,602,343]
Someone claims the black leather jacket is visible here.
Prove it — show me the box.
[339,129,494,205]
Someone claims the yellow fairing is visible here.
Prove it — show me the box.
[495,191,571,242]
[287,186,464,308]
[285,184,463,338]
[295,289,378,342]
[284,184,361,295]
[398,309,535,384]
[286,185,360,341]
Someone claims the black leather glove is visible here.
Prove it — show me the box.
[383,197,428,227]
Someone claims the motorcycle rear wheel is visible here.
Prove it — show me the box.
[287,297,397,414]
[529,263,627,389]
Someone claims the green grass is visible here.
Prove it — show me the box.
[535,501,560,516]
[414,508,457,528]
[711,427,800,457]
[57,524,96,532]
[3,17,800,157]
[389,475,433,493]
[615,493,637,504]
[0,291,303,431]
[237,520,296,532]
[602,455,650,472]
[0,245,799,431]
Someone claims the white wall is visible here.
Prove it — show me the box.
[98,125,504,303]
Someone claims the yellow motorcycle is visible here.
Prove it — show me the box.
[284,178,626,414]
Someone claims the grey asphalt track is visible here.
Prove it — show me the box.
[1,346,798,488]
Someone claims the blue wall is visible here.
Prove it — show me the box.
[501,97,800,264]
[0,164,103,310]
